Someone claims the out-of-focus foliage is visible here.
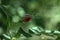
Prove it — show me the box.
[0,0,60,40]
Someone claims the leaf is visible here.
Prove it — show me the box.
[18,27,32,37]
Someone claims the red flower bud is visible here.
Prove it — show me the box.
[23,14,31,22]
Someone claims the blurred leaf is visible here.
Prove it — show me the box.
[1,0,10,5]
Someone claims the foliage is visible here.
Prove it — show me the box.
[0,0,60,40]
